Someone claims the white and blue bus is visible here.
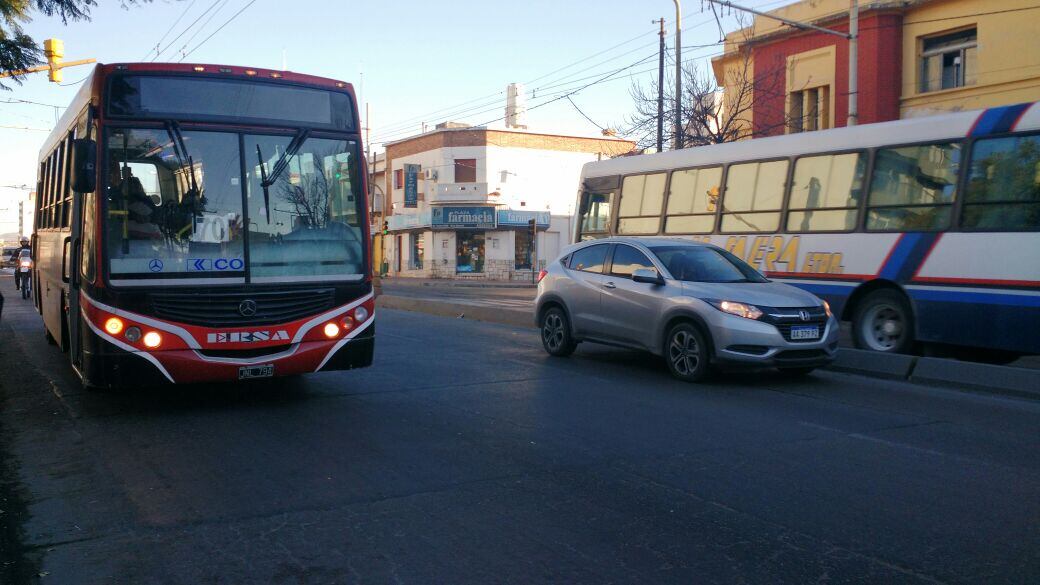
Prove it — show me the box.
[575,103,1040,362]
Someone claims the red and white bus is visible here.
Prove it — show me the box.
[574,103,1040,362]
[33,63,374,388]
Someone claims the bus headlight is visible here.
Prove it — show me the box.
[105,317,124,335]
[125,327,142,342]
[143,331,162,348]
[354,306,369,323]
[323,322,340,338]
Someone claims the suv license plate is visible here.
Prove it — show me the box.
[239,364,274,380]
[790,326,820,340]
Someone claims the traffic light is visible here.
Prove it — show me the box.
[527,218,536,239]
[44,38,64,83]
[382,221,389,235]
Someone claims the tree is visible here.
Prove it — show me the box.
[0,0,139,89]
[621,36,796,151]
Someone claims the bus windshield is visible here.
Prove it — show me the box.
[105,128,364,282]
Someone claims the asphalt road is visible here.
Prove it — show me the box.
[2,281,1039,584]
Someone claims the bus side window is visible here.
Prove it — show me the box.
[866,142,960,231]
[720,160,787,233]
[962,134,1040,230]
[665,166,722,234]
[617,173,666,235]
[787,152,865,232]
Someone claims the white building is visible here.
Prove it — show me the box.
[381,93,633,280]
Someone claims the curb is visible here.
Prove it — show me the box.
[377,294,1040,400]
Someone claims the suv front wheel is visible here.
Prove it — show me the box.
[665,323,710,382]
[540,307,577,357]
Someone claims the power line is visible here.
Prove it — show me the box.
[151,0,225,61]
[179,0,259,62]
[175,0,232,60]
[0,98,63,109]
[143,0,199,60]
[565,95,608,131]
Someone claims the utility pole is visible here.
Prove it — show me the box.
[654,18,666,152]
[672,0,683,149]
[703,0,857,128]
[847,0,859,126]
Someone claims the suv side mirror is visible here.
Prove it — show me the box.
[632,268,664,285]
[70,138,97,194]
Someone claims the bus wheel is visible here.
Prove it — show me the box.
[853,290,914,354]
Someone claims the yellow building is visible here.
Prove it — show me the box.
[710,0,1040,137]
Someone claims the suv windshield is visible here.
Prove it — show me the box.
[650,245,768,283]
[104,128,364,283]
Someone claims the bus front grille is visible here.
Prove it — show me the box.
[150,289,336,327]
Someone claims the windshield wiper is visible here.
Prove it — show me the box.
[255,129,309,223]
[165,121,201,205]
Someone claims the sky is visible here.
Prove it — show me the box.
[0,0,794,233]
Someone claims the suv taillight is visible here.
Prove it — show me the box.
[536,269,548,283]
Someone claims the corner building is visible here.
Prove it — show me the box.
[382,123,633,280]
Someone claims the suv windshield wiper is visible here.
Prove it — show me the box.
[255,129,310,223]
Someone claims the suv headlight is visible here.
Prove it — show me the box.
[706,299,763,320]
[822,299,832,318]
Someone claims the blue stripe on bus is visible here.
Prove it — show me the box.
[878,233,919,280]
[787,282,856,298]
[970,103,1031,137]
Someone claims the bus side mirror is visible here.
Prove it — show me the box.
[70,138,97,194]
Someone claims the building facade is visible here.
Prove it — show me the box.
[711,0,1040,137]
[381,124,633,280]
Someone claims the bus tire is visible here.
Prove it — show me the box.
[852,289,915,354]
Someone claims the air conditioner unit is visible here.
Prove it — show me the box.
[424,168,438,180]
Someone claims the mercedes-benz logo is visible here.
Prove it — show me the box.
[238,299,257,317]
[148,259,163,273]
[799,310,811,321]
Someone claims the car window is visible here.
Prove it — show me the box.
[650,245,768,283]
[610,245,656,277]
[568,244,608,274]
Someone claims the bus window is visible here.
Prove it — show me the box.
[866,142,960,231]
[665,166,721,234]
[578,191,613,239]
[962,134,1040,230]
[617,173,666,234]
[720,160,787,233]
[787,152,865,232]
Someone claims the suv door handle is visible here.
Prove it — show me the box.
[603,281,616,289]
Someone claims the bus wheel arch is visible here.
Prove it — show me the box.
[848,281,917,354]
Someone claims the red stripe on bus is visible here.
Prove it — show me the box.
[911,276,1040,288]
[1011,103,1034,131]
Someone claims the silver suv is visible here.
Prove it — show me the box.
[535,237,838,382]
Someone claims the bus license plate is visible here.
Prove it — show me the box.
[239,364,274,380]
[790,326,820,340]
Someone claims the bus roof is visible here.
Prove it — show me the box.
[580,102,1039,180]
[39,62,358,162]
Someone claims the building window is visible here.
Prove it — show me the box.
[454,159,477,183]
[410,232,424,269]
[515,229,533,270]
[456,231,484,273]
[920,28,977,93]
[393,169,403,189]
[617,172,666,234]
[789,86,830,133]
